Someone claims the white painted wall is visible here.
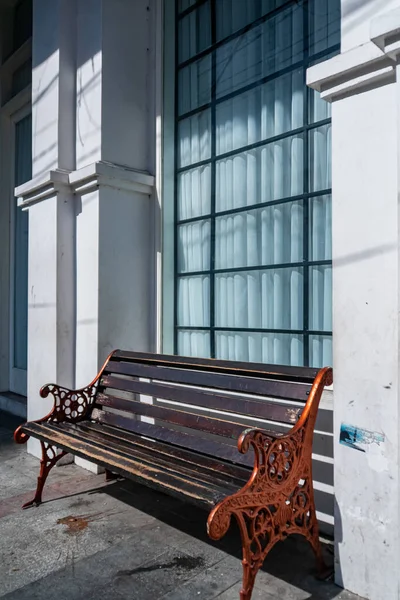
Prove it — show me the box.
[341,0,400,52]
[22,0,77,457]
[332,82,399,600]
[307,1,400,597]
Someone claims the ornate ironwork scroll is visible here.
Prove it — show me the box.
[207,367,333,600]
[14,351,116,507]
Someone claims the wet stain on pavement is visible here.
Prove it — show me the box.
[57,515,89,535]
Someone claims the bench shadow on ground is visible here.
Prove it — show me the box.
[77,475,341,600]
[0,410,344,600]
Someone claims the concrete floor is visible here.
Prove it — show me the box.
[0,411,360,600]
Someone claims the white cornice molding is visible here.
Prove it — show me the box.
[69,161,155,196]
[307,9,400,102]
[16,161,155,208]
[16,169,70,208]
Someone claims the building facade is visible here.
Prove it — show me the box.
[0,1,400,599]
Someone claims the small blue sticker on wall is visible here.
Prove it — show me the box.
[340,423,385,453]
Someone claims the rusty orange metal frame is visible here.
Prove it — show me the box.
[14,351,114,507]
[207,367,333,600]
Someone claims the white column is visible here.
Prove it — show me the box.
[73,0,155,470]
[308,6,400,600]
[73,0,155,387]
[16,0,77,458]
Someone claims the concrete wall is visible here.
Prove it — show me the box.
[308,1,400,597]
[17,0,155,463]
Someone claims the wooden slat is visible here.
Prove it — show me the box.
[104,360,311,403]
[21,422,236,509]
[56,422,247,489]
[89,417,255,467]
[89,409,267,466]
[99,375,302,425]
[77,420,251,482]
[92,401,248,440]
[112,350,319,383]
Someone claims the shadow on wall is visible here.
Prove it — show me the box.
[32,1,102,179]
[341,0,394,39]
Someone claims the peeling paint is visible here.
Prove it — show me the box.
[340,423,385,453]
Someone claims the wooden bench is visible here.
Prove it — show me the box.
[15,350,332,600]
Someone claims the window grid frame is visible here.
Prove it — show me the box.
[173,0,337,365]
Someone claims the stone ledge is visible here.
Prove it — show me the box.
[307,7,400,102]
[15,169,70,208]
[16,161,155,208]
[69,161,155,196]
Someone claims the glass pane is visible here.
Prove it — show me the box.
[309,265,332,331]
[216,331,303,365]
[178,110,211,167]
[309,334,332,368]
[215,267,303,330]
[177,275,210,327]
[309,88,331,124]
[261,5,304,77]
[216,0,261,41]
[309,195,332,261]
[178,330,210,358]
[216,25,263,99]
[178,164,211,219]
[215,202,303,270]
[178,55,211,115]
[177,220,211,273]
[216,69,304,155]
[215,0,289,40]
[14,114,32,371]
[309,124,331,191]
[179,2,211,63]
[179,0,197,12]
[308,0,341,56]
[216,134,304,211]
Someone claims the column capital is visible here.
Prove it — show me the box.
[69,161,154,196]
[307,7,400,102]
[16,169,70,208]
[16,161,155,208]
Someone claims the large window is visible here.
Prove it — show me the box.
[169,0,340,367]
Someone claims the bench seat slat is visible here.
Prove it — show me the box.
[76,421,251,482]
[88,418,257,468]
[104,360,311,403]
[98,376,302,425]
[112,350,319,383]
[57,422,248,489]
[21,422,238,508]
[93,400,248,440]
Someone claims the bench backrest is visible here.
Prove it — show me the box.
[90,350,327,468]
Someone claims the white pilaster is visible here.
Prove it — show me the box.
[73,0,155,470]
[74,0,155,388]
[308,6,400,600]
[18,0,77,458]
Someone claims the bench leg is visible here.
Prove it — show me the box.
[239,557,259,600]
[22,441,67,509]
[308,510,332,580]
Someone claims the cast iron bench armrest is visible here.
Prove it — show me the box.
[14,352,114,445]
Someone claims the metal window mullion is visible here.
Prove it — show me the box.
[176,118,332,174]
[177,187,332,224]
[209,0,216,358]
[176,258,332,278]
[303,0,310,367]
[173,0,180,354]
